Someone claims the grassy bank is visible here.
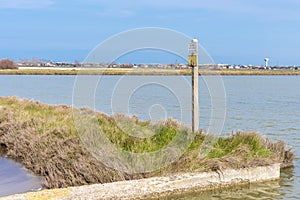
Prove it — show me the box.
[0,97,294,189]
[0,68,299,76]
[219,69,300,76]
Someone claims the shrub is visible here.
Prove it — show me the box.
[0,59,18,69]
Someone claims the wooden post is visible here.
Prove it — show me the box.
[192,62,199,133]
[188,39,199,133]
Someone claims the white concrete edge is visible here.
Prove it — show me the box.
[1,163,280,200]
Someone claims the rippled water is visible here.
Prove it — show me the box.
[0,75,299,199]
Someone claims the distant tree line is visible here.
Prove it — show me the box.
[0,59,18,69]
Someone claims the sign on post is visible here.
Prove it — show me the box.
[188,55,197,67]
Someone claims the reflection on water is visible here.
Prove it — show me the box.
[0,157,42,197]
[278,167,297,199]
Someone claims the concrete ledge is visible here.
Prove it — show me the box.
[1,163,280,200]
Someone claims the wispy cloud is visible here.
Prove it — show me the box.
[137,0,300,20]
[82,0,257,11]
[97,9,135,18]
[84,0,300,21]
[0,0,54,9]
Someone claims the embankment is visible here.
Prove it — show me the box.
[0,67,299,75]
[0,97,294,192]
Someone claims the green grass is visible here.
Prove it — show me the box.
[0,96,293,188]
[0,96,288,160]
[207,133,272,159]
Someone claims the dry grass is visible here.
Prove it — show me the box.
[0,97,294,189]
[0,68,190,76]
[219,69,300,76]
[0,98,137,188]
[0,68,299,75]
[158,132,294,175]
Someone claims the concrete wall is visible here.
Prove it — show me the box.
[1,163,280,200]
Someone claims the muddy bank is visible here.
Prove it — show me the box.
[0,97,294,189]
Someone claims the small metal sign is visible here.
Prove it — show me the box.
[188,39,198,55]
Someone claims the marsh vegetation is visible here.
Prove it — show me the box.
[0,97,294,189]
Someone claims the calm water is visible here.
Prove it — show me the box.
[0,75,299,199]
[0,158,42,196]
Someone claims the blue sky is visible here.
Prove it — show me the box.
[0,0,299,65]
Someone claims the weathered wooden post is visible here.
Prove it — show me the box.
[188,39,199,133]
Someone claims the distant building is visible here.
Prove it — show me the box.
[264,58,269,67]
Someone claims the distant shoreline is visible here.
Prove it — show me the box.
[0,67,299,76]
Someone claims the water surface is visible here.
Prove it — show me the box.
[0,75,299,199]
[0,157,42,197]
